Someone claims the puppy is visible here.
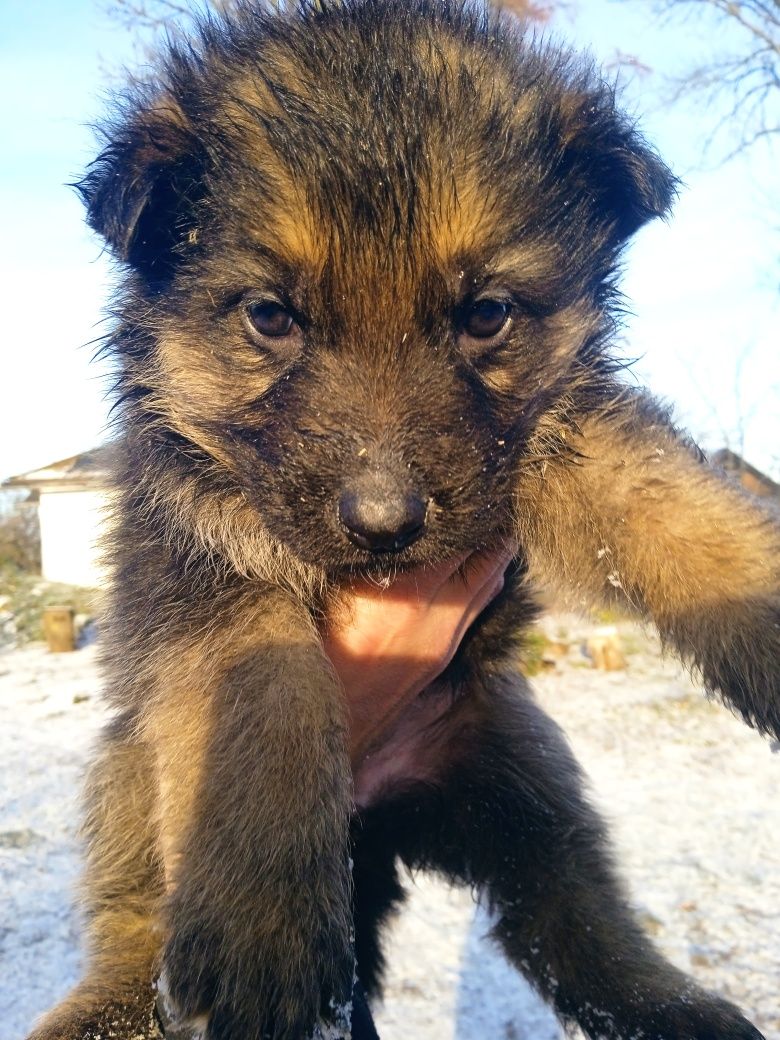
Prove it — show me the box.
[29,1,778,1038]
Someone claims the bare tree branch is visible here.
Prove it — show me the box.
[105,0,560,51]
[102,0,238,59]
[106,0,194,32]
[631,0,780,161]
[492,0,561,21]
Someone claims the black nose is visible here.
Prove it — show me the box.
[338,478,427,553]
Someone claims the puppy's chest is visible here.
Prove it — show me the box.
[352,682,462,808]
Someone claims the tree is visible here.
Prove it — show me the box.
[105,0,558,51]
[492,0,560,19]
[0,492,41,574]
[635,0,780,161]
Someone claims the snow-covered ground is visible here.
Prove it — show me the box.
[2,628,779,1040]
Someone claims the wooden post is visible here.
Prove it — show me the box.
[585,627,626,671]
[42,606,76,653]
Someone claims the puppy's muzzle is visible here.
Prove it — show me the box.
[338,472,427,553]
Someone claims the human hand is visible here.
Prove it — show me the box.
[322,546,515,765]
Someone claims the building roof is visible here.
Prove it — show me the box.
[711,448,780,500]
[3,446,114,492]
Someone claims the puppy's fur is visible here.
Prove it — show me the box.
[30,1,778,1038]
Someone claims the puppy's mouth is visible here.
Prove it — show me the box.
[326,519,441,576]
[330,545,443,580]
[326,501,514,580]
[326,528,514,584]
[266,502,512,580]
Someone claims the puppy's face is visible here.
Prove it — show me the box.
[83,1,675,575]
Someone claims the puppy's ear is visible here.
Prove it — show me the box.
[559,88,677,244]
[77,95,203,279]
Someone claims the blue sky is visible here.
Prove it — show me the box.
[1,0,777,481]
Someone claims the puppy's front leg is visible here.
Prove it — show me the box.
[517,389,780,738]
[368,673,762,1039]
[145,591,354,1040]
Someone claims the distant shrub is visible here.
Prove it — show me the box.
[0,565,100,649]
[519,629,549,676]
[0,493,41,573]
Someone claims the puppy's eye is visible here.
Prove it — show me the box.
[244,300,299,340]
[461,299,511,340]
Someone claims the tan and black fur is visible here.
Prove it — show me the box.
[30,1,779,1038]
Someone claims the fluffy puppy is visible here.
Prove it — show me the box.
[29,1,778,1038]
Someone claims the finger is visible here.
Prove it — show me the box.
[459,541,516,585]
[397,540,515,598]
[405,551,472,596]
[436,550,512,647]
[437,542,515,606]
[433,569,506,672]
[339,552,471,605]
[451,571,506,647]
[330,543,514,615]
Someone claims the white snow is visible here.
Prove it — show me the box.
[2,626,778,1040]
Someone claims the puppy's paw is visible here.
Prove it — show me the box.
[161,916,354,1040]
[26,985,160,1040]
[600,988,764,1040]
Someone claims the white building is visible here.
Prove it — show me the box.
[4,448,114,588]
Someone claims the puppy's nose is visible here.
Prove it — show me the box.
[338,476,427,553]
